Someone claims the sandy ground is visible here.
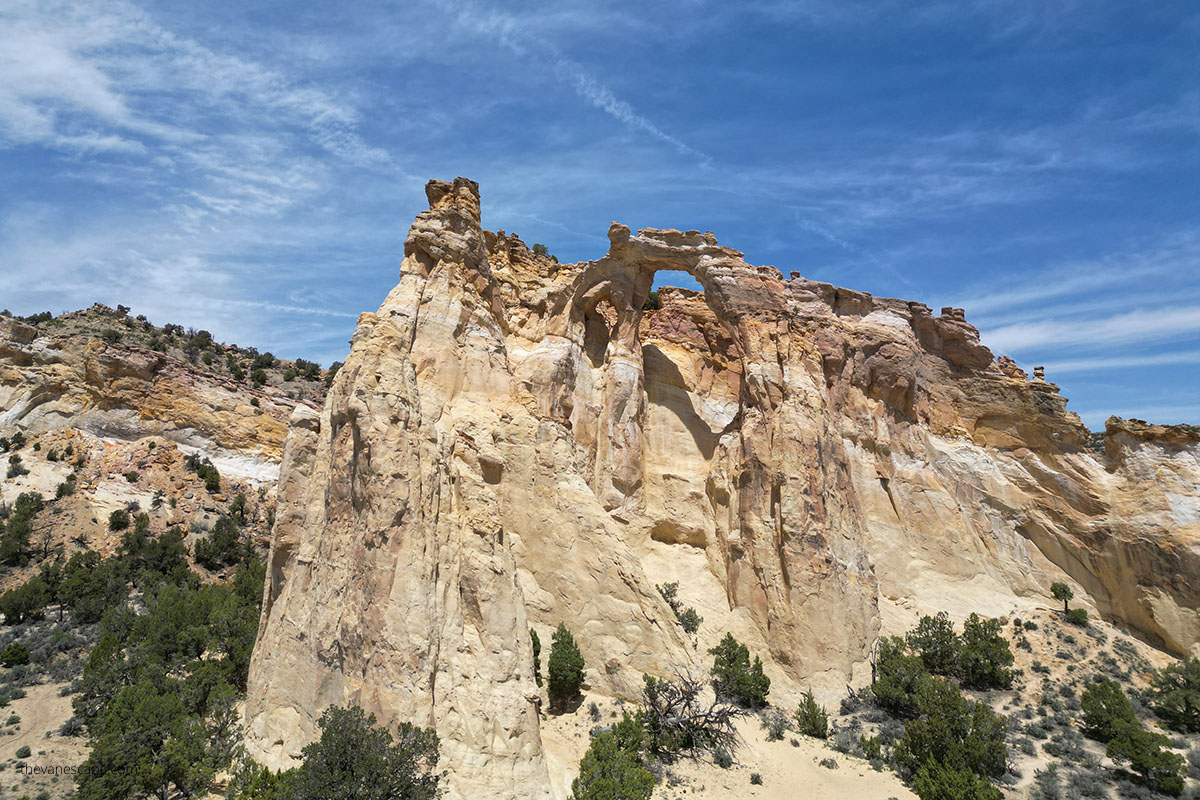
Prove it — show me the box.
[0,451,72,507]
[541,692,917,800]
[991,606,1186,798]
[0,681,87,800]
[657,718,918,800]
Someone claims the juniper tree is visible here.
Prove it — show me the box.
[548,623,585,710]
[1050,582,1073,613]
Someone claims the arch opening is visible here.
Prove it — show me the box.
[651,269,703,293]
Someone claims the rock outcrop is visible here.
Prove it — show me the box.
[245,178,1200,799]
[0,315,307,480]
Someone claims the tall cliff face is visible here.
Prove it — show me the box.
[245,178,1200,799]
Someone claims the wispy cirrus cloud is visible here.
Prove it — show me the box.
[955,231,1200,318]
[985,306,1200,353]
[0,0,411,360]
[1042,349,1200,376]
[428,0,710,164]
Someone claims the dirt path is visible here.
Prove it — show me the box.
[1,681,88,800]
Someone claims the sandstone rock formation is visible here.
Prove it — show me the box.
[0,314,306,480]
[245,178,1200,799]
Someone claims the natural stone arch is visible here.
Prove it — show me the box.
[566,223,749,358]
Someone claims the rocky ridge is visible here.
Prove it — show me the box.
[243,178,1200,799]
[0,308,324,481]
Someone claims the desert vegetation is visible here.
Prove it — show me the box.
[0,420,285,798]
[0,304,338,403]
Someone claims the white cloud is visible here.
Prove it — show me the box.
[1040,349,1200,375]
[952,231,1200,318]
[983,306,1200,353]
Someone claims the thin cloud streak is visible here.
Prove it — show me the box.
[953,233,1200,318]
[430,0,710,164]
[983,306,1200,353]
[1040,350,1200,375]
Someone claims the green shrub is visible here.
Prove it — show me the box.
[959,614,1013,690]
[277,706,440,800]
[184,454,221,493]
[121,525,192,589]
[299,360,322,382]
[1148,657,1200,733]
[860,734,882,760]
[60,550,128,624]
[548,623,585,710]
[642,291,661,311]
[676,607,703,634]
[906,612,961,677]
[0,577,49,624]
[76,679,220,800]
[1080,677,1137,742]
[873,636,930,718]
[1106,721,1185,795]
[571,713,654,800]
[713,746,733,768]
[0,491,43,565]
[1,641,30,667]
[794,690,828,738]
[657,582,702,635]
[15,744,31,759]
[893,679,1007,782]
[531,629,542,687]
[325,362,342,388]
[124,470,139,483]
[100,329,121,344]
[709,633,769,709]
[196,515,246,570]
[6,453,28,478]
[1065,608,1088,626]
[911,761,1001,800]
[229,492,249,522]
[108,508,131,531]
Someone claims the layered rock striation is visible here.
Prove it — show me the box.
[245,178,1200,798]
[0,315,306,479]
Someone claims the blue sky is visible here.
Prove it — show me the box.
[1,1,1197,429]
